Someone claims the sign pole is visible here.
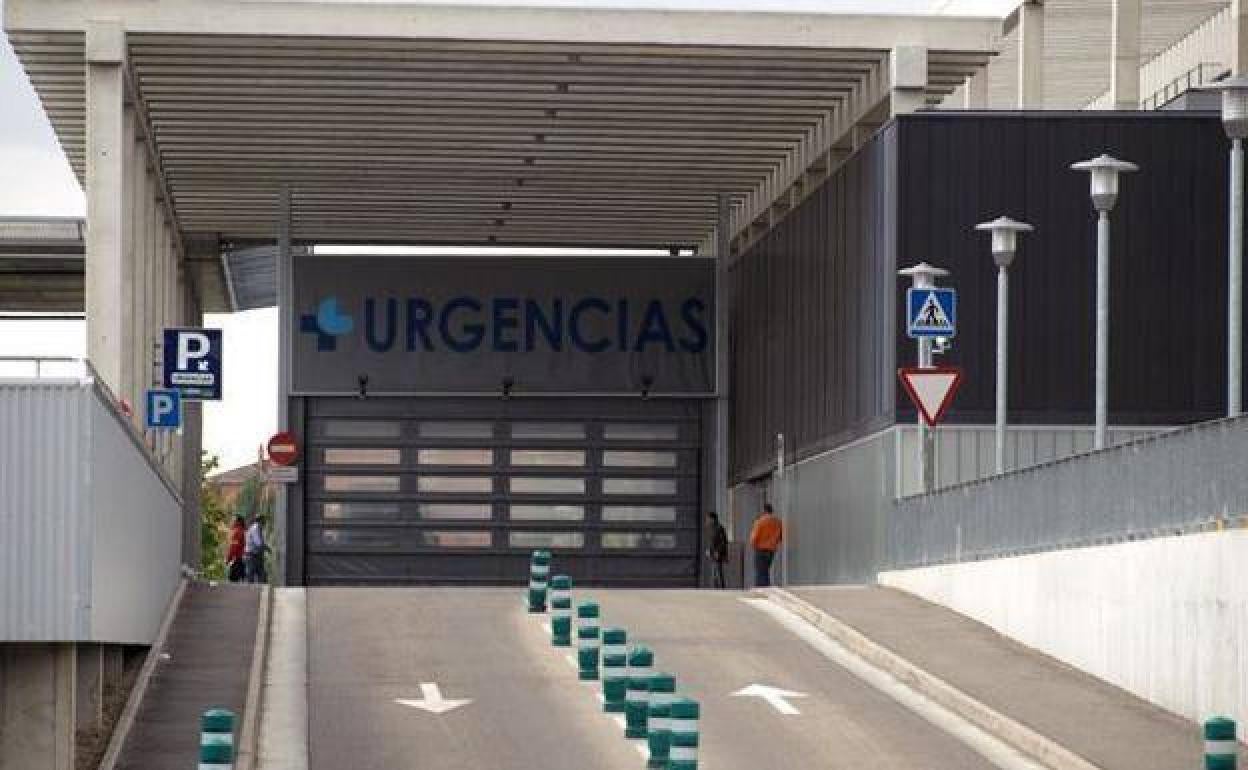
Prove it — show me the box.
[898,263,951,494]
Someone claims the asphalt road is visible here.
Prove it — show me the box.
[306,587,1003,770]
[590,589,1001,770]
[306,587,644,770]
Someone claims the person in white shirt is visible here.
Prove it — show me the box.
[244,515,269,584]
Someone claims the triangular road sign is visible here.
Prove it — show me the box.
[898,366,964,426]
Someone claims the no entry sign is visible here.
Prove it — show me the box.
[267,431,299,466]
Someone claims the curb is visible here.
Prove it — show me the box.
[98,577,188,770]
[762,587,1101,770]
[235,584,273,770]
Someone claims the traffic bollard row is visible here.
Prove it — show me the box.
[668,698,700,770]
[646,673,677,768]
[625,646,655,739]
[199,708,235,770]
[528,550,551,613]
[550,575,572,647]
[1205,717,1238,770]
[522,560,699,768]
[602,627,629,713]
[577,601,601,680]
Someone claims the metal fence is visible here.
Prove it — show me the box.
[888,415,1248,570]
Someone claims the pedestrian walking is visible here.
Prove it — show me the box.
[244,514,270,584]
[226,514,246,583]
[749,503,783,588]
[706,512,729,589]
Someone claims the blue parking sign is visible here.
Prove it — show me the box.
[162,328,223,400]
[145,389,182,430]
[907,288,957,338]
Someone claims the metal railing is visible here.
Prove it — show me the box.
[0,356,87,379]
[888,414,1248,570]
[1140,61,1222,111]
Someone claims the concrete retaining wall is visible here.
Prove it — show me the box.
[881,530,1248,730]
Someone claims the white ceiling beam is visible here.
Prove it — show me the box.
[7,2,1001,51]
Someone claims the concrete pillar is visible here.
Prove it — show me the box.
[0,643,77,770]
[85,19,131,399]
[1110,0,1141,110]
[963,71,989,109]
[130,140,149,418]
[1017,0,1045,109]
[1235,0,1248,75]
[181,283,205,568]
[75,644,103,731]
[714,193,732,537]
[889,45,928,116]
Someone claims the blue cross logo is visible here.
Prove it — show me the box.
[300,297,354,351]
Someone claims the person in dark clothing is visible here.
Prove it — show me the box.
[706,511,729,589]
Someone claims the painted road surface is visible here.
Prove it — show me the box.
[589,590,1010,770]
[306,587,645,770]
[304,587,1033,769]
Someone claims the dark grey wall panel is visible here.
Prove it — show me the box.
[731,126,899,482]
[895,112,1230,426]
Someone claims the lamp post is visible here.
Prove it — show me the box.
[1207,75,1248,416]
[975,216,1033,475]
[898,261,950,492]
[1070,154,1138,450]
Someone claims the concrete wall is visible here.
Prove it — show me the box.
[881,529,1248,730]
[0,644,75,770]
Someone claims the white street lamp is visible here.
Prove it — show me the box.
[975,216,1033,475]
[1206,74,1248,417]
[898,261,950,493]
[1071,154,1138,450]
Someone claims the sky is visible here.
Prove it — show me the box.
[0,0,1014,472]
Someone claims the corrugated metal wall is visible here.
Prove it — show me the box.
[731,112,1229,483]
[895,112,1228,426]
[0,382,92,640]
[0,381,182,643]
[730,124,898,483]
[89,394,183,644]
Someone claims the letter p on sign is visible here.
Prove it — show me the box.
[145,389,182,430]
[177,331,212,371]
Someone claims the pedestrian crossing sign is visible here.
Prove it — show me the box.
[906,287,957,338]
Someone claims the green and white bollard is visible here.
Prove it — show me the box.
[1206,717,1238,770]
[601,627,629,713]
[550,575,572,647]
[646,673,677,769]
[576,600,601,680]
[625,645,655,739]
[199,708,235,770]
[528,550,551,613]
[668,698,700,770]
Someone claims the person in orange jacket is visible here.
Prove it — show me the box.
[749,503,783,587]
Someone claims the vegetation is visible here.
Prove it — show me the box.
[199,452,230,580]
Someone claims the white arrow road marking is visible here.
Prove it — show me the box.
[395,683,472,715]
[731,683,808,715]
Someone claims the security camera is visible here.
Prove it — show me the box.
[640,375,654,399]
[501,377,515,400]
[356,374,369,399]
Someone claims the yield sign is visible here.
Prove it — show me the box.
[898,366,964,426]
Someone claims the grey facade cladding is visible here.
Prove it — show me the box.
[730,112,1230,483]
[730,125,900,483]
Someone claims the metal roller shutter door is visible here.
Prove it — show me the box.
[302,397,701,586]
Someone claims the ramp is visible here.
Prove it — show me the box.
[113,583,262,770]
[787,585,1248,770]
